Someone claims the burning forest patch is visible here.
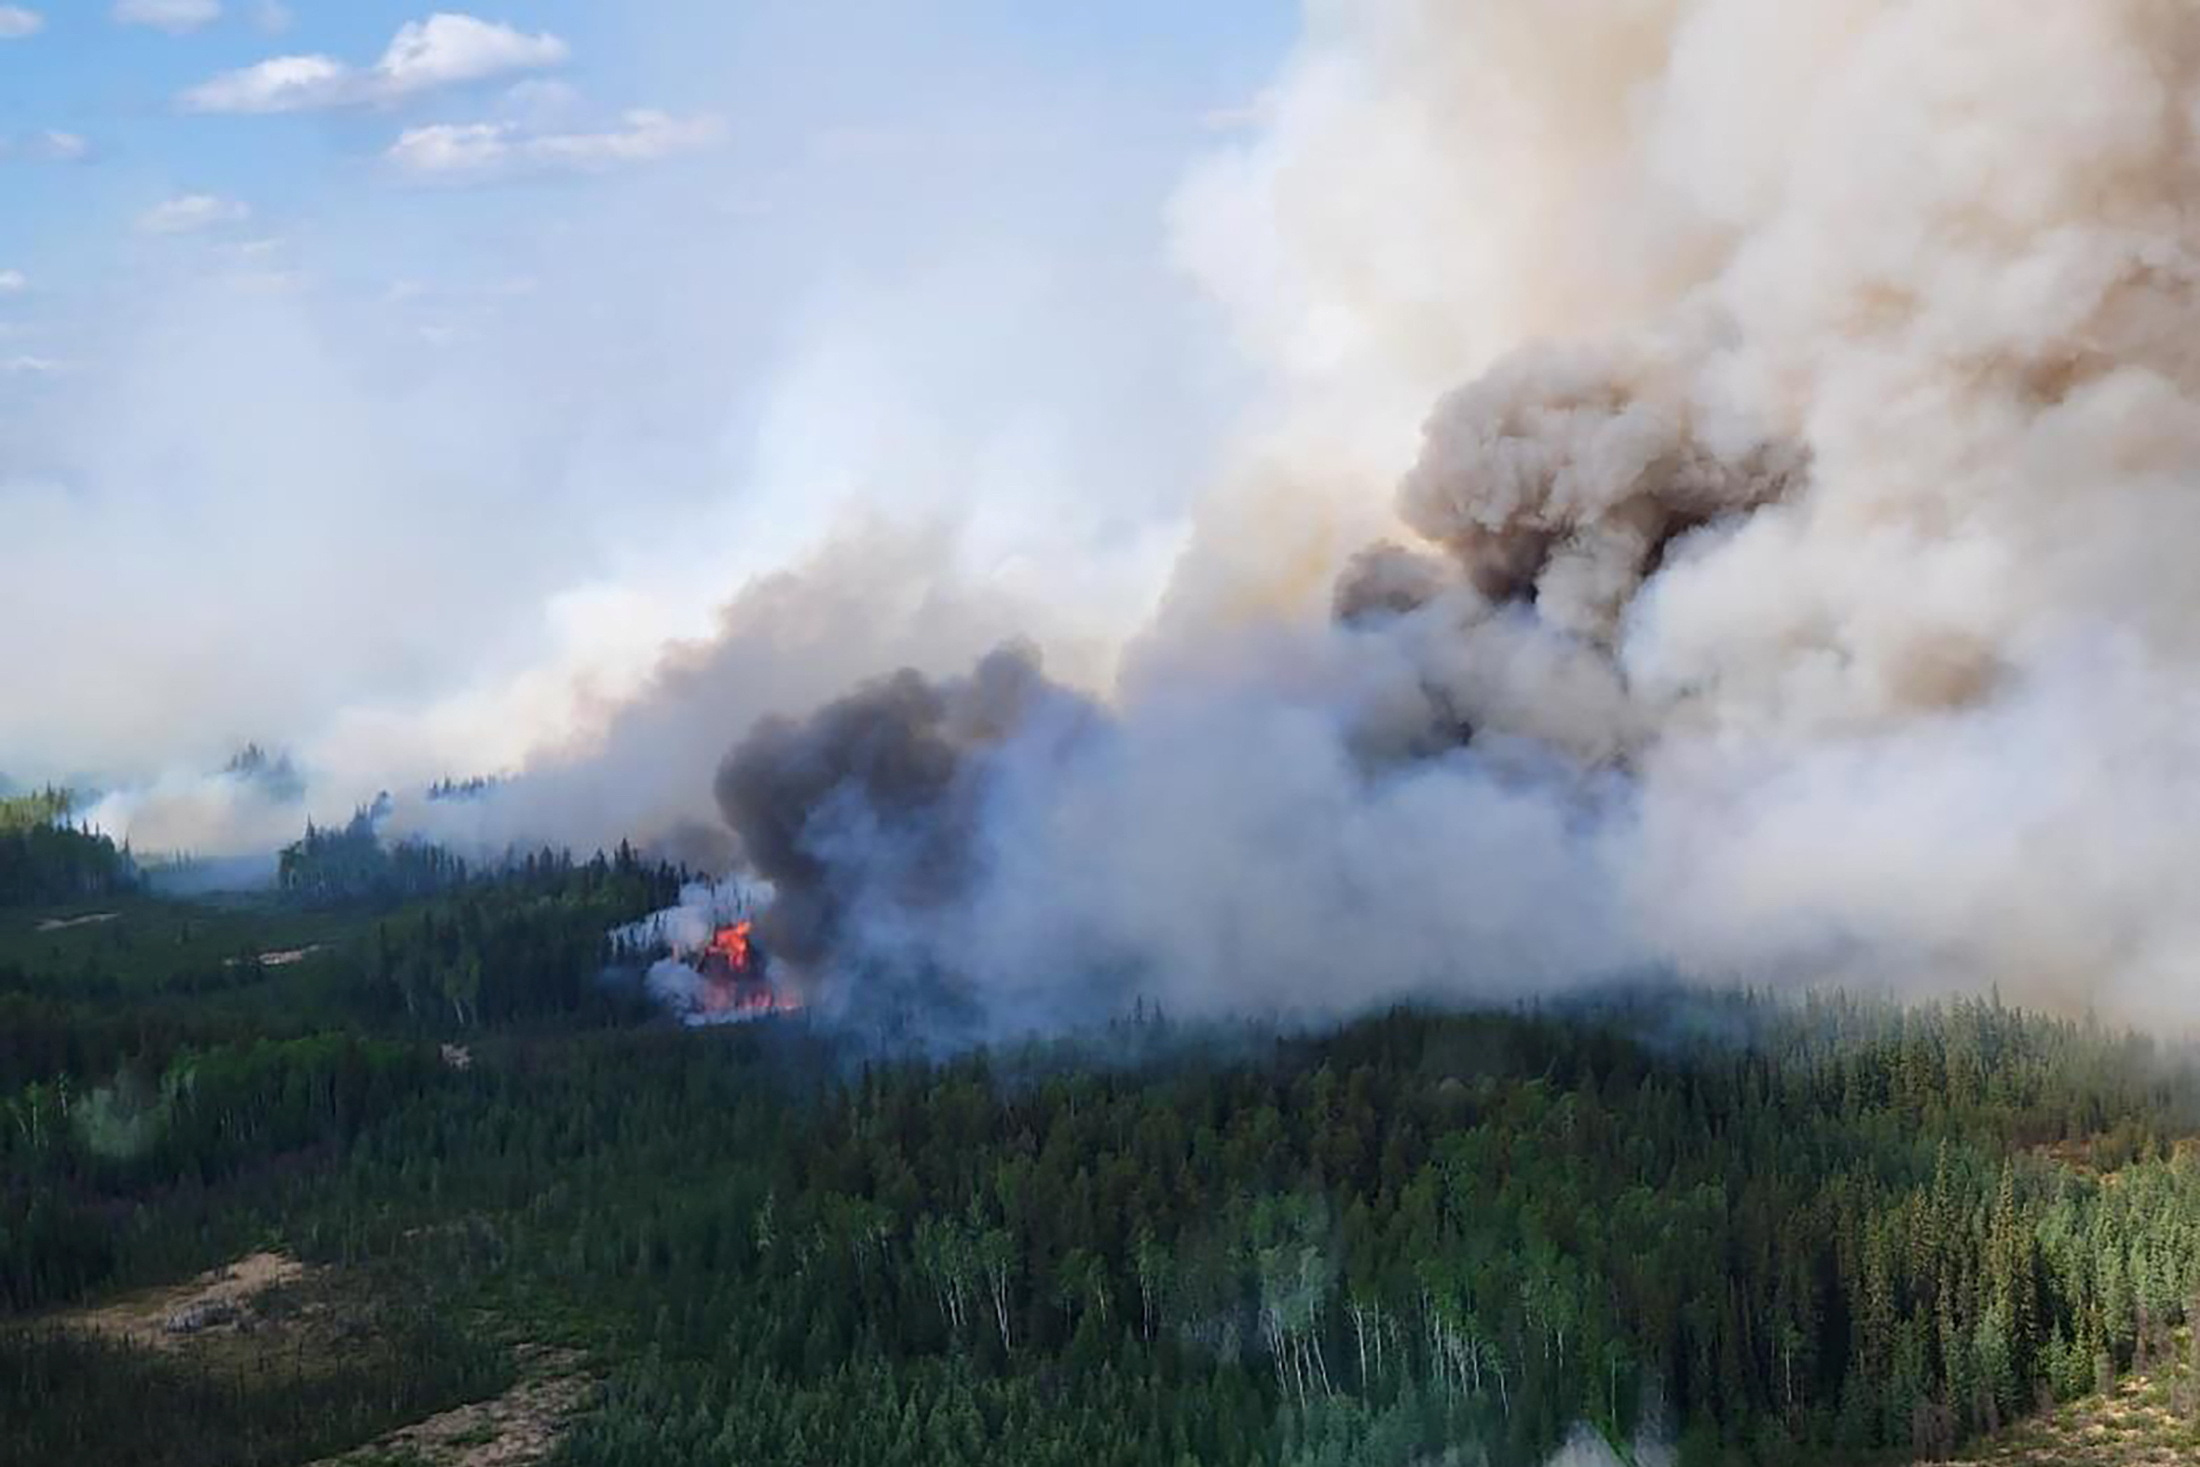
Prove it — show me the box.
[611,883,804,1025]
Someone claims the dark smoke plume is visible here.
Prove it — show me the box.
[713,643,1083,978]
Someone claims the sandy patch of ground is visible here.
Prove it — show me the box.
[308,1346,594,1467]
[48,1250,581,1464]
[34,911,120,932]
[63,1250,309,1351]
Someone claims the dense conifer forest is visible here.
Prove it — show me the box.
[0,789,137,906]
[5,814,2200,1466]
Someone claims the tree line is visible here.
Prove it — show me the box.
[0,786,136,905]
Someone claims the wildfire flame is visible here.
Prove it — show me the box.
[689,919,801,1021]
[706,919,753,973]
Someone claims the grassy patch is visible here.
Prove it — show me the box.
[1933,1337,2200,1465]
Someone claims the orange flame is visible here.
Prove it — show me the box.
[705,919,753,973]
[688,920,802,1021]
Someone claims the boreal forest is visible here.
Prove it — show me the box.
[7,798,2200,1467]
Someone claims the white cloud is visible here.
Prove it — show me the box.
[137,194,251,235]
[385,121,508,175]
[251,0,290,33]
[37,130,90,161]
[2,355,62,376]
[0,6,41,39]
[182,13,567,114]
[0,270,25,293]
[8,130,92,162]
[388,109,725,181]
[185,54,349,114]
[377,12,564,91]
[115,0,221,33]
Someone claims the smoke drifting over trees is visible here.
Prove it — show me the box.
[39,0,2200,1036]
[672,0,2200,1034]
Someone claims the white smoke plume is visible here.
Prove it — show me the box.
[612,876,763,958]
[79,767,301,869]
[609,876,782,1025]
[681,0,2200,1035]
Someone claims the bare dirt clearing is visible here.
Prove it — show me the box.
[305,1345,594,1467]
[50,1252,591,1465]
[61,1250,309,1352]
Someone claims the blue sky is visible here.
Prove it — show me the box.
[2,3,1291,321]
[0,3,1298,808]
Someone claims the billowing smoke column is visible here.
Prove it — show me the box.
[687,0,2200,1037]
[539,0,2200,1034]
[710,645,1095,1032]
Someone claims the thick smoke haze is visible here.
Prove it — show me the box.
[1,2,1252,855]
[393,525,1107,873]
[654,0,2200,1036]
[22,0,2200,1032]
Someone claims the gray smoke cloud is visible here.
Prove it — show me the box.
[676,0,2200,1036]
[714,642,1078,969]
[389,523,1082,872]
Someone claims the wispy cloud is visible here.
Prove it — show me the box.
[33,130,89,161]
[0,269,26,293]
[387,109,724,182]
[1,130,92,163]
[137,193,251,235]
[182,13,567,114]
[0,6,42,40]
[497,77,582,125]
[115,0,221,33]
